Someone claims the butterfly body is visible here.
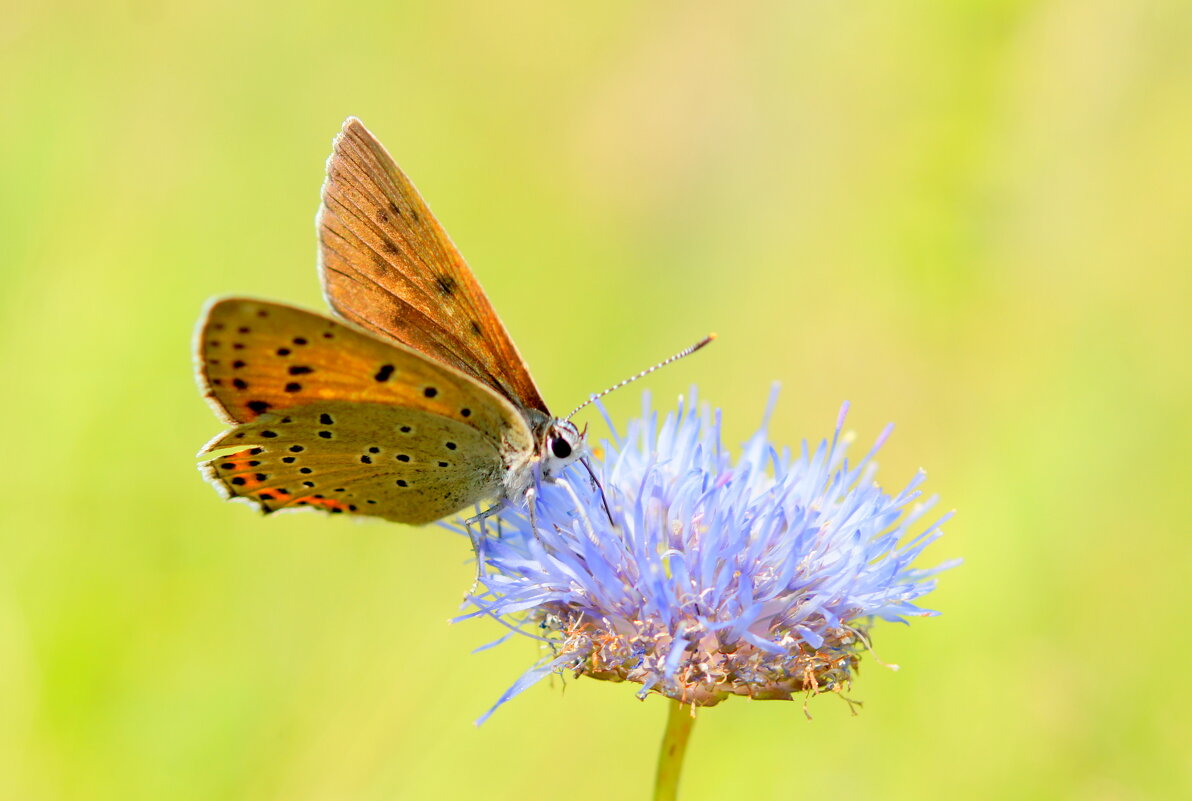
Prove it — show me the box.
[196,118,584,525]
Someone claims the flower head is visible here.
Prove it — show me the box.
[453,387,957,723]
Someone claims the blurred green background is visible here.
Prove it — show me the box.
[3,1,1191,799]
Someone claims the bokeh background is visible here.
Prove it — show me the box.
[3,1,1191,799]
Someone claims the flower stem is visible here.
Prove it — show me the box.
[654,699,696,801]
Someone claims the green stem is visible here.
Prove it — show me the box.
[654,699,696,801]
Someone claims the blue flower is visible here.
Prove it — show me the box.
[451,387,958,724]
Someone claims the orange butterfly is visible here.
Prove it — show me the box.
[196,118,712,525]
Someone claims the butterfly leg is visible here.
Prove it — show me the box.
[464,517,488,589]
[525,485,542,540]
[464,502,504,526]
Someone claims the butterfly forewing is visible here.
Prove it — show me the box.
[196,298,534,523]
[317,117,549,413]
[198,298,522,431]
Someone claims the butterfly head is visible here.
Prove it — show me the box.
[538,418,585,480]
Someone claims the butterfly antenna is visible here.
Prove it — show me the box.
[566,333,717,420]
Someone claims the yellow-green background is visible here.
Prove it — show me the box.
[3,1,1190,799]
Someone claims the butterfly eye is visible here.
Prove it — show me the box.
[550,437,572,460]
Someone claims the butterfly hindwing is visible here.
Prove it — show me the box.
[317,117,549,414]
[201,401,505,524]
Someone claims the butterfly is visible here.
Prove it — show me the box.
[195,117,589,524]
